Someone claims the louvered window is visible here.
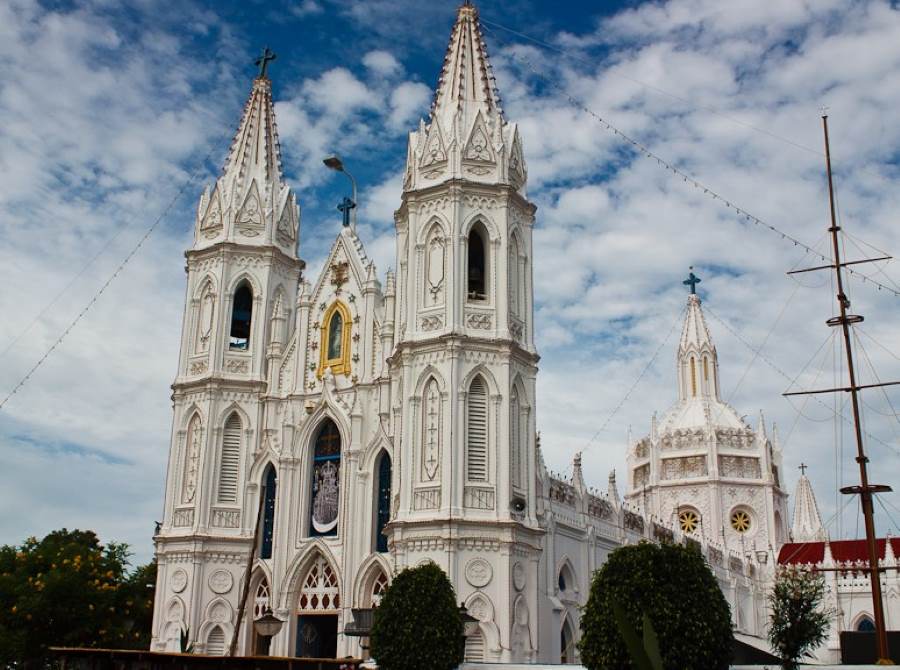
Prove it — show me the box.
[206,626,225,655]
[217,414,241,503]
[465,628,485,661]
[467,377,488,481]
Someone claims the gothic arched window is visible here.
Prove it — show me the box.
[318,302,351,377]
[375,451,392,552]
[259,464,277,559]
[310,419,341,536]
[229,283,253,350]
[466,376,488,482]
[467,225,487,301]
[858,616,876,632]
[217,413,241,504]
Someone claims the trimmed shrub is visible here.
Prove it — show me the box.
[369,562,463,670]
[578,541,734,670]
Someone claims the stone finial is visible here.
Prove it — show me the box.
[608,469,621,509]
[572,451,585,494]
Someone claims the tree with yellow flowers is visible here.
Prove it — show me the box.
[0,529,155,669]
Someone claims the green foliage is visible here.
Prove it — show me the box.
[768,565,830,670]
[0,528,156,669]
[612,601,663,670]
[369,563,463,670]
[578,541,734,670]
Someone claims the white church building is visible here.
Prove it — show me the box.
[150,3,898,664]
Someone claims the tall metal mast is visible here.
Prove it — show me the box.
[785,115,896,663]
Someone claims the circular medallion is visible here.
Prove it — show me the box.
[465,558,493,588]
[208,569,234,595]
[512,562,526,591]
[170,569,188,593]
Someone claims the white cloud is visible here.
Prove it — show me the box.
[4,0,900,564]
[363,49,401,77]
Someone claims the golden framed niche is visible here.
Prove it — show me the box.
[318,301,352,378]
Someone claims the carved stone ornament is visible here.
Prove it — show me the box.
[170,569,188,593]
[512,562,526,591]
[209,601,230,623]
[421,315,443,332]
[225,358,249,373]
[236,182,264,235]
[208,569,234,595]
[189,360,208,375]
[330,261,349,287]
[465,558,493,588]
[173,509,194,527]
[466,312,492,330]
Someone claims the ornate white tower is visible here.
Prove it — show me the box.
[386,3,542,661]
[152,61,303,652]
[625,276,789,553]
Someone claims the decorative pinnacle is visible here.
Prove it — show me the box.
[683,267,701,295]
[255,47,277,79]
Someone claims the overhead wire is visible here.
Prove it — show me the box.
[480,23,900,297]
[580,303,686,454]
[0,131,232,411]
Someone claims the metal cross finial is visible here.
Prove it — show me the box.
[255,47,277,79]
[683,267,701,295]
[337,197,356,228]
[799,462,808,475]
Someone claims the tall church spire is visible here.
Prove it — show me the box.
[791,467,828,542]
[194,59,298,255]
[221,74,285,200]
[677,273,719,401]
[431,2,502,126]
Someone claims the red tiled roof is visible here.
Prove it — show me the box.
[778,538,900,565]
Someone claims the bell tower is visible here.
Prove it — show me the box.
[387,3,543,661]
[152,57,303,652]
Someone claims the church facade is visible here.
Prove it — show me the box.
[149,3,894,665]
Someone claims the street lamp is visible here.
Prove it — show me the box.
[254,606,284,656]
[323,154,358,230]
[459,602,480,637]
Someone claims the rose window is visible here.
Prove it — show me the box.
[731,510,751,533]
[679,509,700,533]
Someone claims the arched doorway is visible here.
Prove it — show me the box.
[295,554,340,658]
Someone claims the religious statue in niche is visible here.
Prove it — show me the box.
[327,312,343,360]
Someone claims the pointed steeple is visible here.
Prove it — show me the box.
[431,2,502,126]
[791,467,828,542]
[194,61,298,255]
[677,272,719,401]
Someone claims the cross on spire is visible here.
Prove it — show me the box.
[337,197,356,227]
[683,267,701,295]
[799,462,808,476]
[255,47,277,79]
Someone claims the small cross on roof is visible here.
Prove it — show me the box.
[799,462,808,475]
[255,47,277,79]
[683,267,701,295]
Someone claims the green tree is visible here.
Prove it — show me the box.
[578,541,734,670]
[0,528,156,669]
[768,565,830,670]
[369,563,463,670]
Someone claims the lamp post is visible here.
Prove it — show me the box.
[323,155,358,230]
[458,602,480,660]
[254,606,284,656]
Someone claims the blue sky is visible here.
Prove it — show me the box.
[2,0,900,565]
